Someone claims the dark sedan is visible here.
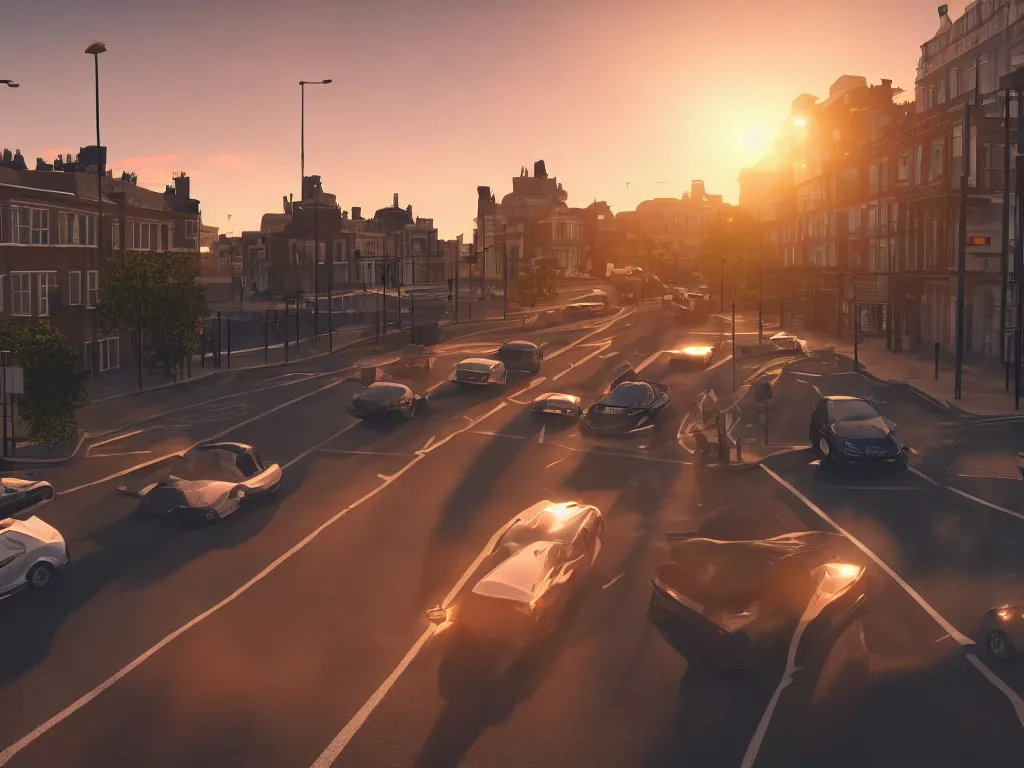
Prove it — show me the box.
[648,532,867,670]
[351,382,426,420]
[809,395,908,468]
[581,366,670,436]
[496,340,544,373]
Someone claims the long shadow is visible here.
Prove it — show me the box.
[412,591,588,768]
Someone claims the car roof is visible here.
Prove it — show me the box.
[500,340,537,350]
[366,381,411,392]
[473,541,564,604]
[501,501,594,548]
[535,392,579,403]
[459,357,500,366]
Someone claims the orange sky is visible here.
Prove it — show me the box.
[1,0,962,239]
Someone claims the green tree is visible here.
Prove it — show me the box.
[97,251,209,378]
[0,321,87,446]
[701,212,762,298]
[626,235,676,282]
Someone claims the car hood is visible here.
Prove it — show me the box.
[352,398,393,413]
[0,515,63,547]
[831,417,891,439]
[474,542,560,605]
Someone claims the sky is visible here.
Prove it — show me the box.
[1,0,964,240]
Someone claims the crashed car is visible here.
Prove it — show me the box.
[0,477,56,521]
[496,340,544,373]
[668,345,715,369]
[451,357,508,386]
[648,532,867,670]
[809,395,908,469]
[351,382,426,420]
[427,500,604,644]
[581,365,671,435]
[531,392,582,421]
[769,332,804,352]
[0,515,69,596]
[983,605,1024,661]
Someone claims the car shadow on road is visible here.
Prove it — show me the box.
[412,594,588,768]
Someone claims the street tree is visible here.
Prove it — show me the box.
[0,321,86,446]
[97,250,209,378]
[701,211,762,299]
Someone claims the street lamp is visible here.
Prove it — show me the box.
[299,78,332,342]
[86,41,106,369]
[1,80,18,88]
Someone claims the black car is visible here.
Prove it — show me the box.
[648,532,867,670]
[809,395,908,468]
[351,382,426,419]
[581,365,670,436]
[983,605,1024,662]
[0,478,56,521]
[496,340,544,373]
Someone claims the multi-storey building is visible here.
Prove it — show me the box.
[0,146,200,376]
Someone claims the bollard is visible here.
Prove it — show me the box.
[934,341,940,381]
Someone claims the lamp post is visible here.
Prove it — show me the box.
[299,79,332,194]
[86,42,106,370]
[299,79,331,342]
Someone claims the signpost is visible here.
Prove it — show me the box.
[0,351,24,466]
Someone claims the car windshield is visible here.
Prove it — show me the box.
[826,399,879,422]
[604,382,653,407]
[459,362,494,373]
[145,487,189,508]
[361,385,406,402]
[501,342,535,353]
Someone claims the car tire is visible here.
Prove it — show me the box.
[987,629,1016,661]
[38,486,55,501]
[27,562,55,590]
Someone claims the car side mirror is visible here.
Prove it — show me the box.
[426,606,447,624]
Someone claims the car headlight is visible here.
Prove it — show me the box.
[840,439,861,453]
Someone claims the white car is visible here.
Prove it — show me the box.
[0,515,69,597]
[450,357,508,386]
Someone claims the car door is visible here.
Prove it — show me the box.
[237,449,282,495]
[810,400,828,442]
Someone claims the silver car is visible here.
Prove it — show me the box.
[0,515,69,597]
[451,357,508,386]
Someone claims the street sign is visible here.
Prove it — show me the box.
[1,367,23,395]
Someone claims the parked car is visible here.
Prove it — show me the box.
[0,477,55,521]
[496,340,544,373]
[351,382,426,420]
[0,515,69,597]
[809,395,908,468]
[451,358,508,386]
[427,500,604,645]
[581,365,671,435]
[668,346,715,369]
[531,392,583,421]
[648,532,867,670]
[983,605,1024,661]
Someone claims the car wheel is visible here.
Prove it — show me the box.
[988,629,1016,661]
[27,562,55,590]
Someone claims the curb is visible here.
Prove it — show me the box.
[1,433,86,467]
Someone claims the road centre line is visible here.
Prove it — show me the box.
[508,377,547,402]
[552,340,613,382]
[759,465,1024,732]
[86,429,146,453]
[88,451,153,459]
[279,421,363,470]
[633,349,663,373]
[0,395,512,767]
[910,467,1024,522]
[60,377,351,496]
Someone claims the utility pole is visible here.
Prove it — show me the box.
[1016,88,1024,410]
[313,189,320,345]
[731,278,737,392]
[502,224,509,321]
[720,253,725,313]
[955,96,971,401]
[853,283,859,371]
[1002,88,1012,390]
[758,224,764,345]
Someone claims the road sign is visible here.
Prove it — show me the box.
[1,366,23,394]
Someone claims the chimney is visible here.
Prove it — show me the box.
[477,186,491,202]
[393,193,399,208]
[342,210,348,220]
[174,173,190,200]
[352,206,362,219]
[691,180,706,199]
[406,204,413,218]
[534,159,547,178]
[283,195,289,213]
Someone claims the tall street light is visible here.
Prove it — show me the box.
[299,78,332,341]
[86,41,106,370]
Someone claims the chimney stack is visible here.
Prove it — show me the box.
[352,206,362,219]
[393,193,399,208]
[174,173,190,200]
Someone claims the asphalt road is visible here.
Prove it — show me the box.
[3,304,1024,767]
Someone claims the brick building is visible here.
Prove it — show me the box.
[0,146,200,377]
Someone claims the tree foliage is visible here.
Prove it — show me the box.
[514,258,561,306]
[97,251,209,378]
[701,211,762,299]
[624,235,677,283]
[0,321,86,446]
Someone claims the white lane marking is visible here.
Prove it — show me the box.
[909,388,949,410]
[0,404,505,767]
[545,456,567,469]
[315,449,414,458]
[820,486,923,492]
[376,473,391,481]
[280,422,361,471]
[966,653,1024,728]
[424,380,447,395]
[87,451,153,459]
[546,440,688,465]
[911,467,1024,522]
[908,466,942,487]
[935,633,952,644]
[508,377,547,402]
[60,377,350,496]
[544,307,635,362]
[602,573,625,590]
[811,384,823,397]
[310,512,523,768]
[634,349,663,373]
[86,429,146,453]
[705,353,733,372]
[420,436,435,452]
[538,425,546,444]
[759,465,973,645]
[957,472,1020,481]
[552,340,613,382]
[471,431,527,440]
[792,371,823,377]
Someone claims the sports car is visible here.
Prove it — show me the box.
[982,605,1024,661]
[531,392,582,421]
[451,357,508,386]
[351,382,426,419]
[496,340,544,373]
[427,500,604,645]
[581,365,671,435]
[668,345,715,369]
[648,532,867,670]
[0,515,69,597]
[809,395,908,468]
[0,477,56,521]
[769,332,804,352]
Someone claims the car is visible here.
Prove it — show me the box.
[983,605,1024,661]
[496,340,544,373]
[769,332,804,352]
[427,500,604,645]
[581,365,671,435]
[182,442,282,492]
[648,532,867,670]
[351,382,426,419]
[451,357,508,386]
[809,395,908,468]
[531,392,583,421]
[0,477,56,521]
[0,515,69,597]
[668,345,715,368]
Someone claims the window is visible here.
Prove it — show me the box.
[11,206,48,245]
[165,223,174,249]
[930,139,944,181]
[38,272,57,316]
[185,219,198,249]
[898,149,910,182]
[938,79,946,104]
[949,68,958,98]
[869,165,879,194]
[87,270,99,307]
[848,208,861,232]
[881,159,889,191]
[10,273,31,316]
[953,123,964,180]
[68,271,82,305]
[112,220,119,249]
[962,66,977,95]
[984,143,1006,188]
[140,222,153,250]
[159,223,171,251]
[99,337,119,372]
[913,145,923,185]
